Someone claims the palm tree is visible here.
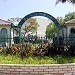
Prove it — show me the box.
[56,0,75,4]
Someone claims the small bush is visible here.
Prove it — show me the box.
[33,43,49,56]
[19,44,34,59]
[1,42,75,59]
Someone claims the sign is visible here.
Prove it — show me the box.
[18,12,60,28]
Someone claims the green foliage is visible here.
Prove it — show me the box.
[34,43,49,56]
[1,44,34,59]
[53,55,75,64]
[1,42,75,64]
[0,54,55,64]
[1,45,20,55]
[0,54,75,64]
[19,44,34,59]
[1,42,75,61]
[64,12,75,22]
[46,22,56,39]
[45,17,64,39]
[1,47,11,55]
[23,18,39,34]
[57,17,64,25]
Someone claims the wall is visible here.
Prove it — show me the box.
[0,25,17,45]
[0,26,11,46]
[66,25,75,38]
[0,64,75,75]
[0,26,11,37]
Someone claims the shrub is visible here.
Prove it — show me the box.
[33,43,49,56]
[1,47,12,55]
[1,44,34,59]
[19,44,34,59]
[1,42,75,59]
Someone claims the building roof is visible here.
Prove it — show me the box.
[0,19,13,26]
[65,19,75,25]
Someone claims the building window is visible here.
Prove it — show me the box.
[1,28,7,36]
[1,28,7,46]
[70,28,75,34]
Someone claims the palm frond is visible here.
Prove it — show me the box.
[56,0,66,5]
[56,0,75,5]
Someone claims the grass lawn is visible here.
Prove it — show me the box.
[0,54,75,64]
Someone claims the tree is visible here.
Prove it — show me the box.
[64,12,75,22]
[46,17,64,39]
[56,0,75,4]
[8,17,39,34]
[57,17,64,25]
[23,18,39,35]
[45,22,56,39]
[8,17,39,39]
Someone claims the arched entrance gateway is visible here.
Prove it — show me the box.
[17,12,61,45]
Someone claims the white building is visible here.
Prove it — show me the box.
[0,19,15,46]
[1,18,75,46]
[0,18,51,46]
[59,19,75,44]
[36,18,51,37]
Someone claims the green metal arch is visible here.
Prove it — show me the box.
[18,12,61,28]
[17,12,60,45]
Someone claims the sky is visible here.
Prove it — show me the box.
[0,0,74,20]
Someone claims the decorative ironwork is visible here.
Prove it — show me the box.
[17,12,61,45]
[18,12,60,28]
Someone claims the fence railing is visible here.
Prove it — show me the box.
[0,37,75,47]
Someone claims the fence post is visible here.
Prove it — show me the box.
[57,29,59,45]
[19,28,21,43]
